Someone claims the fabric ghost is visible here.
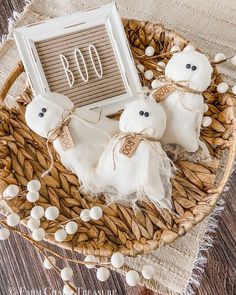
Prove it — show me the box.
[84,98,173,210]
[159,46,213,152]
[25,92,119,182]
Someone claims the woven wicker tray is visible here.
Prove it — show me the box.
[0,19,235,257]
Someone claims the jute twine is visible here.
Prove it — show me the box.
[0,19,235,257]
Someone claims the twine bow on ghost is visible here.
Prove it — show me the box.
[151,75,204,112]
[42,108,103,177]
[111,132,162,170]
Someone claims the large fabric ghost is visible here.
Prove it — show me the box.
[84,98,173,210]
[156,46,213,153]
[25,92,118,182]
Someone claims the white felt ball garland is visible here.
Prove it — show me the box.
[26,191,40,203]
[55,229,67,242]
[90,206,103,220]
[214,52,226,63]
[111,252,125,269]
[0,228,10,240]
[61,267,74,281]
[217,82,229,94]
[151,79,161,89]
[231,55,236,66]
[31,206,44,219]
[45,206,60,220]
[96,267,110,282]
[202,116,212,127]
[145,46,155,57]
[3,184,19,199]
[144,70,154,80]
[84,255,97,269]
[141,265,155,280]
[27,218,40,231]
[126,270,140,286]
[65,221,78,235]
[170,45,180,52]
[27,180,41,193]
[44,256,56,270]
[6,213,20,227]
[80,209,91,222]
[63,285,74,295]
[136,64,144,72]
[32,228,45,241]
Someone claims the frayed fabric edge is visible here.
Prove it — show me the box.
[0,0,35,47]
[184,162,235,295]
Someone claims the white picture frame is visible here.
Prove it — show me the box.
[14,3,143,115]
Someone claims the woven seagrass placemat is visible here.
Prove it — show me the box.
[0,0,235,294]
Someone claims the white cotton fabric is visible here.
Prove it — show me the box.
[25,92,119,183]
[160,47,213,152]
[84,99,173,209]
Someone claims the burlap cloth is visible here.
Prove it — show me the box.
[0,0,235,294]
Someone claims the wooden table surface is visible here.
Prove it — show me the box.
[0,1,235,294]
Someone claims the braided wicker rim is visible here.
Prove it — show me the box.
[0,19,235,257]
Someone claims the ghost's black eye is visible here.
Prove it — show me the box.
[192,65,197,71]
[144,112,149,117]
[38,113,44,117]
[139,111,144,116]
[186,64,191,69]
[41,108,47,113]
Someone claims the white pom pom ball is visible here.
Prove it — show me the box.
[26,191,40,203]
[141,264,155,279]
[32,228,45,241]
[232,85,236,95]
[7,213,20,227]
[156,61,166,72]
[214,53,226,63]
[145,46,155,57]
[0,228,10,240]
[3,184,19,198]
[217,82,229,93]
[65,221,78,235]
[111,252,125,269]
[142,86,149,93]
[183,44,195,52]
[170,45,180,52]
[151,79,161,89]
[43,256,56,269]
[144,70,154,80]
[54,229,67,242]
[203,103,209,113]
[61,267,73,281]
[126,270,140,286]
[27,217,40,231]
[96,267,110,282]
[63,285,74,295]
[202,116,212,127]
[84,255,97,269]
[80,209,91,222]
[231,55,236,66]
[90,206,103,220]
[27,180,41,193]
[45,206,59,220]
[31,206,44,219]
[136,64,144,72]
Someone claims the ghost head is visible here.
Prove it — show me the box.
[119,98,166,138]
[25,92,74,138]
[165,46,213,91]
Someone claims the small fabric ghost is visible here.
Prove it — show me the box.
[25,92,118,182]
[84,98,173,210]
[154,46,213,153]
